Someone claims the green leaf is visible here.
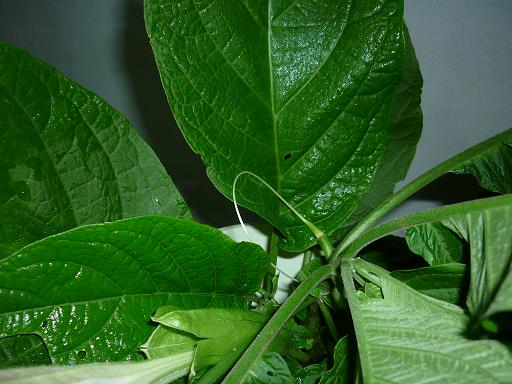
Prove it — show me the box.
[243,352,294,384]
[0,41,191,258]
[390,263,466,304]
[151,307,268,339]
[319,336,350,384]
[141,323,199,359]
[335,25,423,238]
[0,335,51,368]
[145,0,407,251]
[0,352,194,384]
[441,202,512,320]
[144,307,270,372]
[405,222,464,265]
[346,260,512,384]
[294,360,328,384]
[452,142,512,194]
[0,216,269,364]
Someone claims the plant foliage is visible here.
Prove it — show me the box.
[0,1,511,383]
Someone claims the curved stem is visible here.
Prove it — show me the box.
[332,128,512,261]
[222,265,334,384]
[343,194,512,261]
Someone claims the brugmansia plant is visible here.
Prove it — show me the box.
[0,1,511,383]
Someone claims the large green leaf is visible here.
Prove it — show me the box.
[0,41,191,258]
[0,335,51,368]
[344,261,512,384]
[145,0,408,251]
[0,216,269,364]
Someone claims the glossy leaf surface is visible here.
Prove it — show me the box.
[145,0,408,251]
[0,216,269,364]
[0,335,51,368]
[336,25,423,237]
[350,262,512,384]
[0,41,191,258]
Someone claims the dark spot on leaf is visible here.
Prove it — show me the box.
[41,320,48,328]
[77,350,87,359]
[267,371,274,376]
[283,153,291,160]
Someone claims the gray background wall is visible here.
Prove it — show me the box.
[1,0,511,226]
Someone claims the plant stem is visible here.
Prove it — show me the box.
[332,129,512,262]
[264,230,280,294]
[318,234,334,260]
[196,349,242,384]
[343,194,512,261]
[318,298,340,341]
[222,265,334,384]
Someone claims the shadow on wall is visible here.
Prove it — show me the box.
[120,0,261,227]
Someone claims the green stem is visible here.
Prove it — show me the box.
[332,129,512,262]
[196,349,242,384]
[318,234,334,260]
[222,265,334,384]
[302,249,314,267]
[264,230,280,294]
[343,194,512,261]
[318,298,340,341]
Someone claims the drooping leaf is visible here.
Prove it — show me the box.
[0,335,51,368]
[335,24,423,238]
[452,142,512,194]
[440,201,512,320]
[243,352,294,384]
[144,307,270,371]
[0,216,269,364]
[0,41,191,258]
[347,260,512,384]
[390,263,466,304]
[0,352,194,384]
[319,336,350,384]
[145,0,408,251]
[405,222,464,265]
